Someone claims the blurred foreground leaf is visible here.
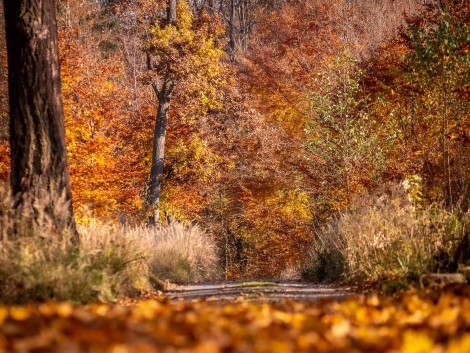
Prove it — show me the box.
[1,290,470,352]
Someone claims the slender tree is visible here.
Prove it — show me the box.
[3,0,77,238]
[145,0,223,225]
[147,0,177,225]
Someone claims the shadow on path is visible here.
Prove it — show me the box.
[165,280,352,302]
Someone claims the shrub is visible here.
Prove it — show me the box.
[304,183,469,285]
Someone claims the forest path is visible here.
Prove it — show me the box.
[165,280,352,302]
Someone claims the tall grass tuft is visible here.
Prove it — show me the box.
[144,222,219,283]
[303,183,469,285]
[0,183,219,304]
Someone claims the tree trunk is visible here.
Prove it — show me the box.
[228,228,246,273]
[147,80,174,225]
[229,0,236,62]
[207,0,215,14]
[168,0,177,25]
[3,0,77,239]
[146,0,177,225]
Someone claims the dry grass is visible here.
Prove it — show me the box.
[141,222,220,283]
[0,183,9,239]
[0,183,220,303]
[304,183,469,285]
[0,221,220,304]
[279,265,302,281]
[88,221,220,284]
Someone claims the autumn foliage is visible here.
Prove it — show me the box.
[1,290,470,352]
[0,0,469,279]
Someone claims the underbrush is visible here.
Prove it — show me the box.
[0,184,219,303]
[303,183,469,286]
[0,222,219,304]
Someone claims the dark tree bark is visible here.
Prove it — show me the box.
[207,0,215,14]
[3,0,77,239]
[146,0,177,225]
[229,0,236,62]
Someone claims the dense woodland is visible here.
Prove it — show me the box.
[0,0,469,279]
[0,1,470,351]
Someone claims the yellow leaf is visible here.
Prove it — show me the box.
[447,334,470,353]
[400,331,435,353]
[10,307,30,321]
[0,307,8,325]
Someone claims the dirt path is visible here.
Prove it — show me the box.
[165,280,352,302]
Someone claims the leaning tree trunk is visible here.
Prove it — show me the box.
[3,0,77,239]
[147,80,174,225]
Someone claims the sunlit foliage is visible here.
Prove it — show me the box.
[0,0,468,278]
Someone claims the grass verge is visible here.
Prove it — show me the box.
[0,184,220,303]
[303,183,469,287]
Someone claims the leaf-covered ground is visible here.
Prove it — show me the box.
[1,286,470,353]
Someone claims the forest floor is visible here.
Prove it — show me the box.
[1,281,470,352]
